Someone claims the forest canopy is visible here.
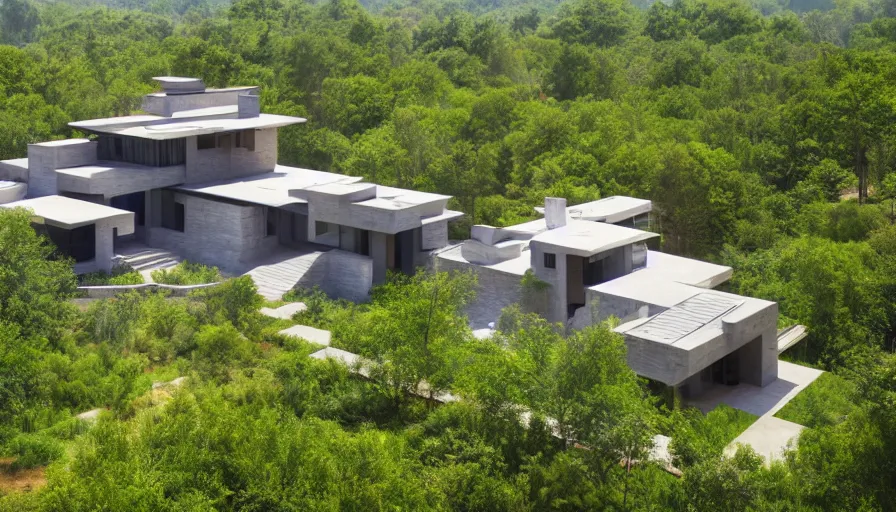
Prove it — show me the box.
[0,0,896,509]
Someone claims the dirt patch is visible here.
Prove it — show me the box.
[0,458,47,493]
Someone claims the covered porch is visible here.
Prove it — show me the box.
[2,195,134,274]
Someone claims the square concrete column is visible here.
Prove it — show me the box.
[94,219,115,273]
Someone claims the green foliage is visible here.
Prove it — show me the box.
[5,433,65,470]
[0,208,77,341]
[192,323,257,382]
[151,261,222,285]
[671,405,758,467]
[774,371,856,428]
[78,265,144,286]
[2,0,896,508]
[189,276,263,332]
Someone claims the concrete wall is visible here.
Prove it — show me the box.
[0,160,28,182]
[622,300,778,388]
[294,249,373,303]
[27,140,98,197]
[530,241,567,323]
[57,164,185,198]
[68,213,135,274]
[142,88,259,117]
[723,302,779,387]
[184,128,277,184]
[302,185,450,237]
[422,220,448,250]
[148,192,277,272]
[436,256,524,329]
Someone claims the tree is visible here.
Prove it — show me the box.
[550,0,637,48]
[0,0,39,47]
[0,208,77,342]
[356,270,476,411]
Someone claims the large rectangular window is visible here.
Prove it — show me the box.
[98,135,186,166]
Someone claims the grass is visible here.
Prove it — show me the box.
[774,372,855,428]
[151,261,222,285]
[78,265,144,286]
[707,404,758,445]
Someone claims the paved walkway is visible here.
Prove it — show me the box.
[686,361,824,462]
[242,248,330,301]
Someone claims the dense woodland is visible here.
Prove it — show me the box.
[1,0,896,509]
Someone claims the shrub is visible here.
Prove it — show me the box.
[7,433,65,469]
[79,265,144,286]
[190,276,263,332]
[152,261,221,285]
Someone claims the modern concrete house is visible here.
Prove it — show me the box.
[436,197,779,398]
[0,77,462,299]
[0,76,781,398]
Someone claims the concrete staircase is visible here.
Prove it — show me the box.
[243,249,330,301]
[114,246,183,282]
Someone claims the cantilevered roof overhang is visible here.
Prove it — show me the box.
[70,113,306,140]
[2,195,134,234]
[530,219,659,257]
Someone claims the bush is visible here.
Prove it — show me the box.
[6,433,65,469]
[151,261,221,285]
[78,265,144,286]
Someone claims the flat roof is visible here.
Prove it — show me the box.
[535,196,652,224]
[591,270,702,308]
[0,158,28,169]
[145,85,257,98]
[624,293,743,344]
[56,161,184,178]
[436,243,532,276]
[422,210,465,225]
[2,195,133,228]
[72,113,306,140]
[531,219,658,257]
[32,138,92,147]
[642,251,733,288]
[176,165,362,207]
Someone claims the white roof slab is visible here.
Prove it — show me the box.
[279,324,331,346]
[177,166,363,207]
[535,196,652,224]
[531,219,658,257]
[56,162,186,197]
[591,271,702,308]
[642,251,732,288]
[422,210,465,224]
[0,158,29,170]
[2,195,134,231]
[436,243,532,276]
[73,113,306,140]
